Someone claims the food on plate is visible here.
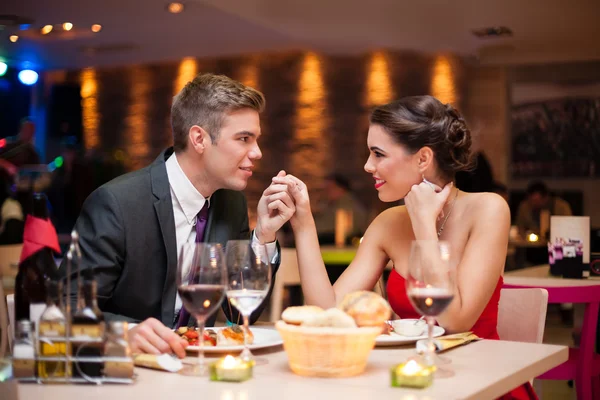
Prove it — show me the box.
[176,326,217,346]
[217,325,254,346]
[301,308,357,328]
[175,325,253,347]
[337,291,392,327]
[281,305,325,325]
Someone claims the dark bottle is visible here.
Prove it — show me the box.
[14,193,59,324]
[71,268,105,379]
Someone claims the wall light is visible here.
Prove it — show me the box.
[91,24,102,33]
[167,2,185,13]
[9,35,19,43]
[63,22,73,31]
[41,25,53,35]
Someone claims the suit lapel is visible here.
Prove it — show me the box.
[151,149,178,326]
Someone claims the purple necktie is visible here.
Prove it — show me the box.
[175,203,209,328]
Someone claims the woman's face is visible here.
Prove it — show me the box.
[363,124,421,202]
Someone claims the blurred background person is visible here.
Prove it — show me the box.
[454,151,494,193]
[516,180,572,238]
[0,118,41,168]
[313,173,368,245]
[0,160,24,245]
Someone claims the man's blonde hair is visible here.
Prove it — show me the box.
[171,73,265,151]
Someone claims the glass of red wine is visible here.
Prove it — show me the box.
[405,240,455,374]
[177,242,227,376]
[225,240,271,365]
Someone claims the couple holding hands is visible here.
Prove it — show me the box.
[58,73,510,372]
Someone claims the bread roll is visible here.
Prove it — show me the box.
[281,305,324,325]
[301,308,357,328]
[338,291,392,327]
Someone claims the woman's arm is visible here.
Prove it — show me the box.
[273,174,389,308]
[436,193,510,332]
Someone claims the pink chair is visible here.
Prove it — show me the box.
[498,288,548,344]
[504,281,600,400]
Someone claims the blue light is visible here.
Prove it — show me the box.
[0,62,6,76]
[18,69,38,85]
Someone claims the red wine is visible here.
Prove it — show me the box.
[178,284,225,319]
[408,288,454,316]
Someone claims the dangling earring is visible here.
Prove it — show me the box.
[422,174,435,191]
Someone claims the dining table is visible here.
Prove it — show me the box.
[504,264,600,400]
[14,333,568,400]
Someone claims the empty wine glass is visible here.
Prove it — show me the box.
[405,240,455,376]
[177,242,227,376]
[225,240,271,365]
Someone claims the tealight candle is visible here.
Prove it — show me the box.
[391,359,434,389]
[209,355,253,382]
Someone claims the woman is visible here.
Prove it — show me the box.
[271,96,534,399]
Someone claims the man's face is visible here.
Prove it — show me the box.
[529,192,548,210]
[203,108,262,191]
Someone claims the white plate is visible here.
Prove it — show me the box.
[375,324,445,346]
[186,327,283,353]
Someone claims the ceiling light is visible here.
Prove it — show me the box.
[9,35,19,43]
[0,63,7,77]
[167,2,185,13]
[472,26,513,38]
[18,69,39,85]
[91,24,102,33]
[63,22,73,31]
[41,24,53,35]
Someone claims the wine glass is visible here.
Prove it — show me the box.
[405,240,455,376]
[225,240,271,365]
[177,242,227,376]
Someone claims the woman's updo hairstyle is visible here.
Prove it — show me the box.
[369,95,474,179]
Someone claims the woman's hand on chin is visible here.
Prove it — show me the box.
[404,181,453,235]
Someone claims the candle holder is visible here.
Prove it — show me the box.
[391,359,434,389]
[209,355,253,382]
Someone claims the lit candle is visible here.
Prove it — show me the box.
[209,355,253,382]
[391,359,434,388]
[528,233,539,242]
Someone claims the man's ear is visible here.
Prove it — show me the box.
[189,125,210,154]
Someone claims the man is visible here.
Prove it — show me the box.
[59,73,295,358]
[516,180,572,237]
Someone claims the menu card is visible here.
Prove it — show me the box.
[549,216,590,278]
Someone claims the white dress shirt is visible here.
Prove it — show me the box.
[165,153,277,316]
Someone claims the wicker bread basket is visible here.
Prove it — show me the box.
[275,320,382,378]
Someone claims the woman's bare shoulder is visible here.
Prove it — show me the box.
[372,205,408,225]
[366,205,411,237]
[464,192,510,222]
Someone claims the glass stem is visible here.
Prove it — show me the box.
[425,316,435,367]
[240,314,252,363]
[197,320,205,373]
